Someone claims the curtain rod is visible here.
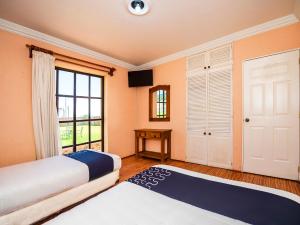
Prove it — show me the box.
[26,44,116,76]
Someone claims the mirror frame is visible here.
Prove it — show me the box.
[149,85,170,122]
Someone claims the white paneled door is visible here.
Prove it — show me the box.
[243,50,299,180]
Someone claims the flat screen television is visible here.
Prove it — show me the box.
[128,69,153,87]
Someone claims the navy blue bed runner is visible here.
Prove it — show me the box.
[127,167,300,225]
[66,150,114,181]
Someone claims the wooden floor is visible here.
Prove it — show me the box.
[121,156,300,196]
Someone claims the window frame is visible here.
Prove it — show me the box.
[149,85,170,122]
[55,67,104,152]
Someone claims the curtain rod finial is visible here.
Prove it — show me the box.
[109,67,116,76]
[26,44,33,58]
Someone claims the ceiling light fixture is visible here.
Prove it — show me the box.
[128,0,150,16]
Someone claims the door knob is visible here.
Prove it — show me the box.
[245,118,250,122]
[203,132,206,135]
[208,132,211,135]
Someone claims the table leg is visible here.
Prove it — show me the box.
[167,134,171,160]
[135,135,139,158]
[161,137,165,163]
[142,138,146,152]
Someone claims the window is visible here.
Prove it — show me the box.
[156,90,167,118]
[56,68,104,154]
[149,85,170,121]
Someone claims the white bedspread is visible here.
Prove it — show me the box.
[0,151,121,216]
[45,165,300,225]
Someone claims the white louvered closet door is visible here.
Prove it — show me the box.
[207,66,232,168]
[208,44,232,69]
[186,70,208,164]
[186,44,232,169]
[187,52,207,71]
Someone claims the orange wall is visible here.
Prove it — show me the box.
[136,58,186,161]
[1,22,299,169]
[136,22,300,169]
[0,29,137,167]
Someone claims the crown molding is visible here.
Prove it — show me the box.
[0,14,298,71]
[135,14,299,70]
[0,18,136,70]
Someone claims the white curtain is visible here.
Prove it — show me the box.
[32,51,62,159]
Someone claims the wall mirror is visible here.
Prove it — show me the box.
[149,85,170,121]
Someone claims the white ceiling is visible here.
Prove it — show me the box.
[0,0,297,66]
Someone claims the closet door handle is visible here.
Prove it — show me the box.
[203,132,206,135]
[208,66,211,69]
[204,66,207,70]
[208,132,211,135]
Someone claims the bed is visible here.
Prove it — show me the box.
[44,165,300,225]
[0,150,121,225]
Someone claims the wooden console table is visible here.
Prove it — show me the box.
[134,129,172,162]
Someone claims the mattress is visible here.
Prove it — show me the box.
[0,170,119,225]
[0,151,121,216]
[44,165,300,225]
